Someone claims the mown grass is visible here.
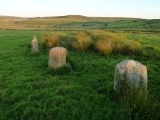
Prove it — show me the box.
[0,30,160,120]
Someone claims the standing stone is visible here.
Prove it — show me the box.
[114,60,148,91]
[48,47,66,69]
[31,36,38,53]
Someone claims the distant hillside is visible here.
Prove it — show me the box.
[0,15,159,32]
[53,15,88,19]
[40,15,138,20]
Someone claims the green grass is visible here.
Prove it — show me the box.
[49,19,160,32]
[52,22,107,30]
[106,19,160,32]
[0,30,160,119]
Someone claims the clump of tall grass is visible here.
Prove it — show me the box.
[41,32,74,49]
[41,30,142,55]
[96,40,113,55]
[92,31,127,55]
[121,40,142,55]
[57,33,74,49]
[92,31,142,55]
[86,30,107,41]
[72,32,93,51]
[87,30,126,42]
[110,81,160,120]
[120,89,159,120]
[41,33,59,48]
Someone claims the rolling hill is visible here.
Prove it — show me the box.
[0,15,160,32]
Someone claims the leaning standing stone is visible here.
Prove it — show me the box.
[31,36,38,53]
[114,60,148,91]
[48,47,66,69]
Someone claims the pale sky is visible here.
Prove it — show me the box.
[0,0,160,19]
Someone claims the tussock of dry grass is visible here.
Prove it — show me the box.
[41,33,59,47]
[96,40,113,55]
[72,32,93,51]
[41,30,142,55]
[121,40,142,55]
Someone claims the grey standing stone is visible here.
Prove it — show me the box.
[48,47,66,69]
[31,36,38,53]
[114,60,148,91]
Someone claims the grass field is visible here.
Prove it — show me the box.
[0,15,160,119]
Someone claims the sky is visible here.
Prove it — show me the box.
[0,0,160,19]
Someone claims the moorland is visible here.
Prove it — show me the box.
[0,15,160,120]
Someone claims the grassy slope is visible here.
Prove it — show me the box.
[107,19,160,32]
[0,30,160,119]
[0,15,140,30]
[1,15,160,32]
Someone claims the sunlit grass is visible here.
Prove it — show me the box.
[41,33,59,47]
[40,30,143,56]
[72,32,93,51]
[96,40,113,55]
[120,90,159,120]
[0,30,160,120]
